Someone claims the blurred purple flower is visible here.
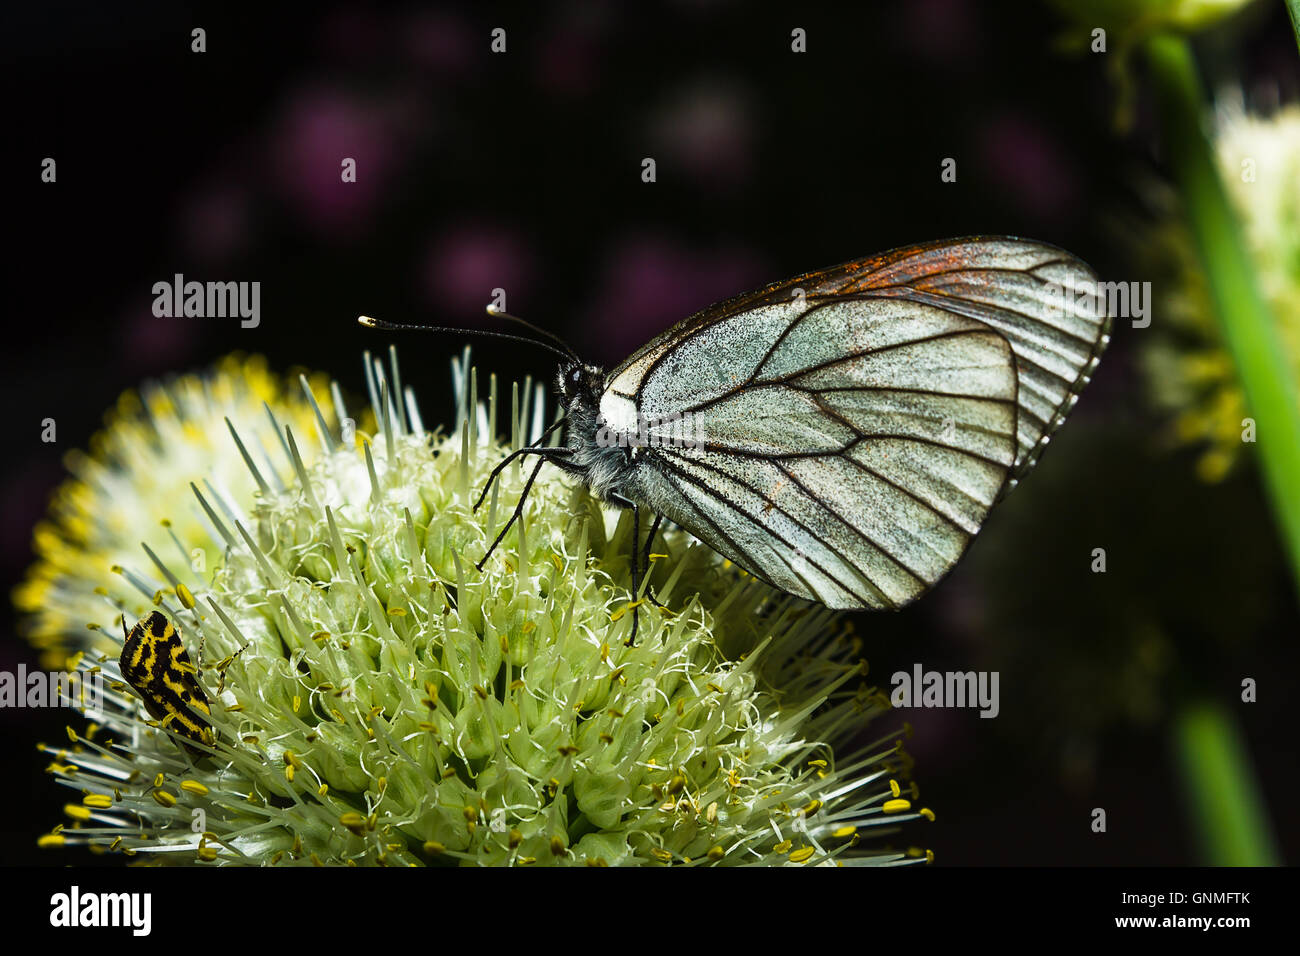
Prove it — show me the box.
[270,88,404,236]
[581,234,766,360]
[406,9,477,76]
[977,114,1080,221]
[423,224,536,319]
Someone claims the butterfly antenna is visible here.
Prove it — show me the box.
[358,316,575,364]
[486,307,583,364]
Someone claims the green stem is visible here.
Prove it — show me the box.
[1146,34,1300,603]
[1287,0,1300,56]
[1173,702,1279,865]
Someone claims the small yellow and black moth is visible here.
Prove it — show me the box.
[119,611,213,756]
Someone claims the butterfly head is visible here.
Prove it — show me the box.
[556,361,604,408]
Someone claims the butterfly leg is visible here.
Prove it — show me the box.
[641,513,668,609]
[473,444,571,512]
[609,492,646,645]
[477,455,549,571]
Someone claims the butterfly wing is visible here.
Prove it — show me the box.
[608,236,1110,492]
[608,237,1108,609]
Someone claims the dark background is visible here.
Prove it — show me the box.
[3,0,1297,866]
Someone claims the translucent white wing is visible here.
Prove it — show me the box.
[627,299,1018,608]
[608,237,1110,609]
[609,237,1110,492]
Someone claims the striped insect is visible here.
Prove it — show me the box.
[119,610,213,756]
[365,236,1111,640]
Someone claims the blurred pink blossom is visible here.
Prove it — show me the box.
[423,224,536,319]
[977,114,1079,221]
[581,234,766,360]
[269,88,405,235]
[406,10,477,76]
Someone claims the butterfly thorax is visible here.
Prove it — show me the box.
[557,363,643,505]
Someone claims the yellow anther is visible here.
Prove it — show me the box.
[83,793,113,809]
[63,804,92,821]
[38,834,66,848]
[176,583,196,609]
[549,836,567,856]
[920,807,935,822]
[667,774,686,796]
[789,846,816,864]
[774,839,793,854]
[152,789,177,808]
[802,799,822,815]
[180,780,208,795]
[508,829,522,849]
[705,801,719,824]
[339,812,367,835]
[423,841,445,856]
[832,825,857,839]
[650,847,673,863]
[889,778,901,798]
[882,799,911,814]
[707,845,724,861]
[197,845,218,862]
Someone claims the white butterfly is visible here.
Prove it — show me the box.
[369,236,1111,633]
